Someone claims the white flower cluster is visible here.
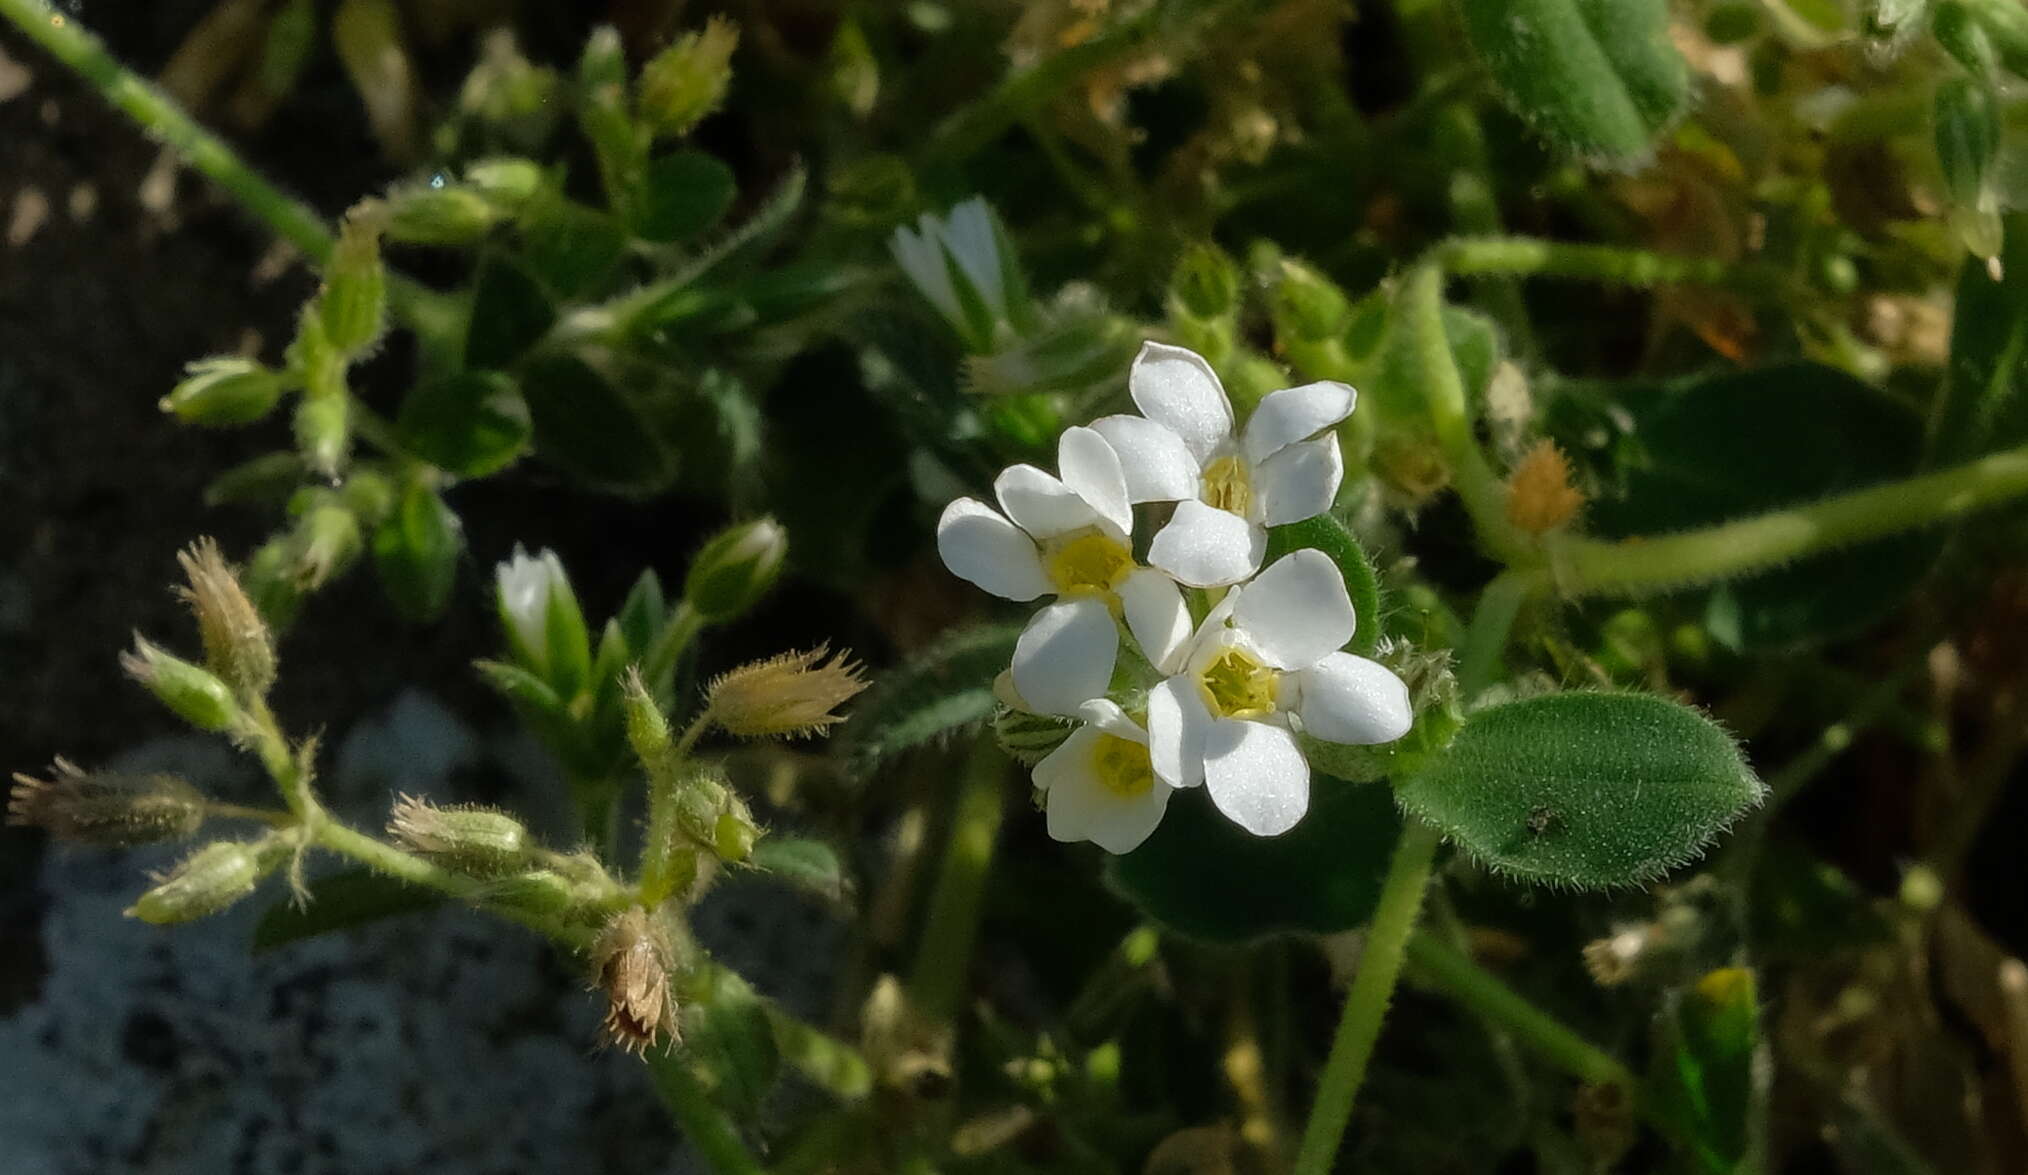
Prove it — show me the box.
[937,342,1414,853]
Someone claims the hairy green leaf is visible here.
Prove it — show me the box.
[745,836,853,905]
[1937,214,2028,463]
[1395,692,1764,889]
[464,253,556,370]
[519,354,676,495]
[1459,0,1690,167]
[840,622,1023,779]
[397,371,531,478]
[252,867,443,952]
[634,150,736,243]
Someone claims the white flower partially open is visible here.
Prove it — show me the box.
[1033,699,1177,853]
[936,427,1193,716]
[1146,549,1413,837]
[1093,342,1355,588]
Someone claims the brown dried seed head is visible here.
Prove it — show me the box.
[8,757,207,846]
[591,908,680,1054]
[177,537,277,698]
[708,645,870,739]
[1505,440,1586,536]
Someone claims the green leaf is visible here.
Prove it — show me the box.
[1583,362,1941,649]
[745,836,854,905]
[519,354,677,495]
[681,966,782,1118]
[616,568,667,655]
[840,622,1023,779]
[371,481,463,622]
[517,193,627,298]
[396,371,532,478]
[1937,214,2028,463]
[1263,515,1382,656]
[1458,0,1690,168]
[1396,692,1763,889]
[633,150,736,243]
[464,253,557,370]
[1106,781,1402,943]
[251,867,443,952]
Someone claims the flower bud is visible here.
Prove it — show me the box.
[294,391,351,477]
[9,758,207,846]
[284,500,364,592]
[494,547,592,698]
[463,156,544,208]
[637,17,739,139]
[177,538,276,698]
[383,183,501,247]
[683,517,787,622]
[320,202,387,353]
[711,793,760,864]
[160,357,289,426]
[386,794,533,878]
[1269,258,1351,343]
[121,636,242,732]
[591,907,682,1053]
[622,669,672,763]
[244,535,305,627]
[707,646,868,739]
[1505,440,1586,536]
[127,836,286,924]
[1169,242,1240,321]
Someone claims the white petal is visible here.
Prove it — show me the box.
[891,221,960,325]
[941,198,1006,316]
[1146,675,1213,789]
[1148,500,1267,588]
[1298,653,1414,745]
[1203,719,1309,837]
[1058,426,1133,538]
[1043,751,1175,854]
[1231,549,1356,669]
[1033,726,1102,793]
[1128,341,1234,463]
[1118,568,1193,675]
[1256,436,1344,526]
[1090,414,1200,503]
[1242,381,1356,463]
[936,498,1049,601]
[1076,697,1148,743]
[995,464,1101,541]
[1012,597,1118,717]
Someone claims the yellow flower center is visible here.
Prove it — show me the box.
[1043,528,1134,597]
[1198,645,1280,720]
[1091,734,1156,798]
[1199,455,1254,517]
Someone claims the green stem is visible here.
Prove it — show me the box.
[641,602,707,701]
[1405,264,1530,563]
[1291,819,1443,1175]
[1546,439,2028,597]
[312,819,597,949]
[643,1051,770,1175]
[1457,570,1532,698]
[638,711,716,905]
[907,733,1008,1024]
[1403,934,1633,1089]
[1432,236,1777,292]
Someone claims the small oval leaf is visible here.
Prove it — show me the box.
[371,481,463,622]
[464,253,557,370]
[1106,781,1403,943]
[519,354,677,495]
[397,371,532,478]
[1395,692,1763,889]
[634,150,737,243]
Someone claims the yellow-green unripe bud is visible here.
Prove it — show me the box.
[383,184,501,247]
[671,770,731,850]
[684,517,787,622]
[295,391,351,477]
[463,157,544,207]
[161,357,289,426]
[387,794,533,877]
[121,637,242,732]
[1169,243,1240,321]
[127,838,283,923]
[321,204,387,354]
[290,501,364,591]
[1269,259,1350,343]
[637,17,739,139]
[712,795,759,863]
[623,669,673,763]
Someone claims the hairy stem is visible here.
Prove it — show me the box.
[1291,819,1443,1174]
[1433,236,1779,292]
[643,1051,770,1175]
[1406,264,1530,562]
[908,733,1008,1024]
[1545,439,2028,597]
[1403,934,1633,1089]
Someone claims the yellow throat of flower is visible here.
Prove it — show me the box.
[1090,734,1156,798]
[1199,454,1254,517]
[1198,645,1280,720]
[1043,528,1134,597]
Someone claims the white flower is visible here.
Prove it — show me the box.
[891,198,1011,344]
[936,428,1193,717]
[1146,549,1413,837]
[1033,699,1177,853]
[1093,341,1355,588]
[494,547,585,682]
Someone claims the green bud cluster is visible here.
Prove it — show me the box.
[637,17,739,140]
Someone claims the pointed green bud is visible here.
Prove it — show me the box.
[1169,243,1240,321]
[463,156,544,207]
[623,668,673,763]
[286,501,365,592]
[638,17,739,139]
[1269,258,1350,343]
[383,183,501,247]
[712,794,760,863]
[320,203,387,353]
[286,302,346,400]
[386,794,533,877]
[127,836,286,924]
[121,636,242,732]
[295,391,351,477]
[684,517,787,622]
[177,538,277,698]
[160,357,289,426]
[9,757,207,846]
